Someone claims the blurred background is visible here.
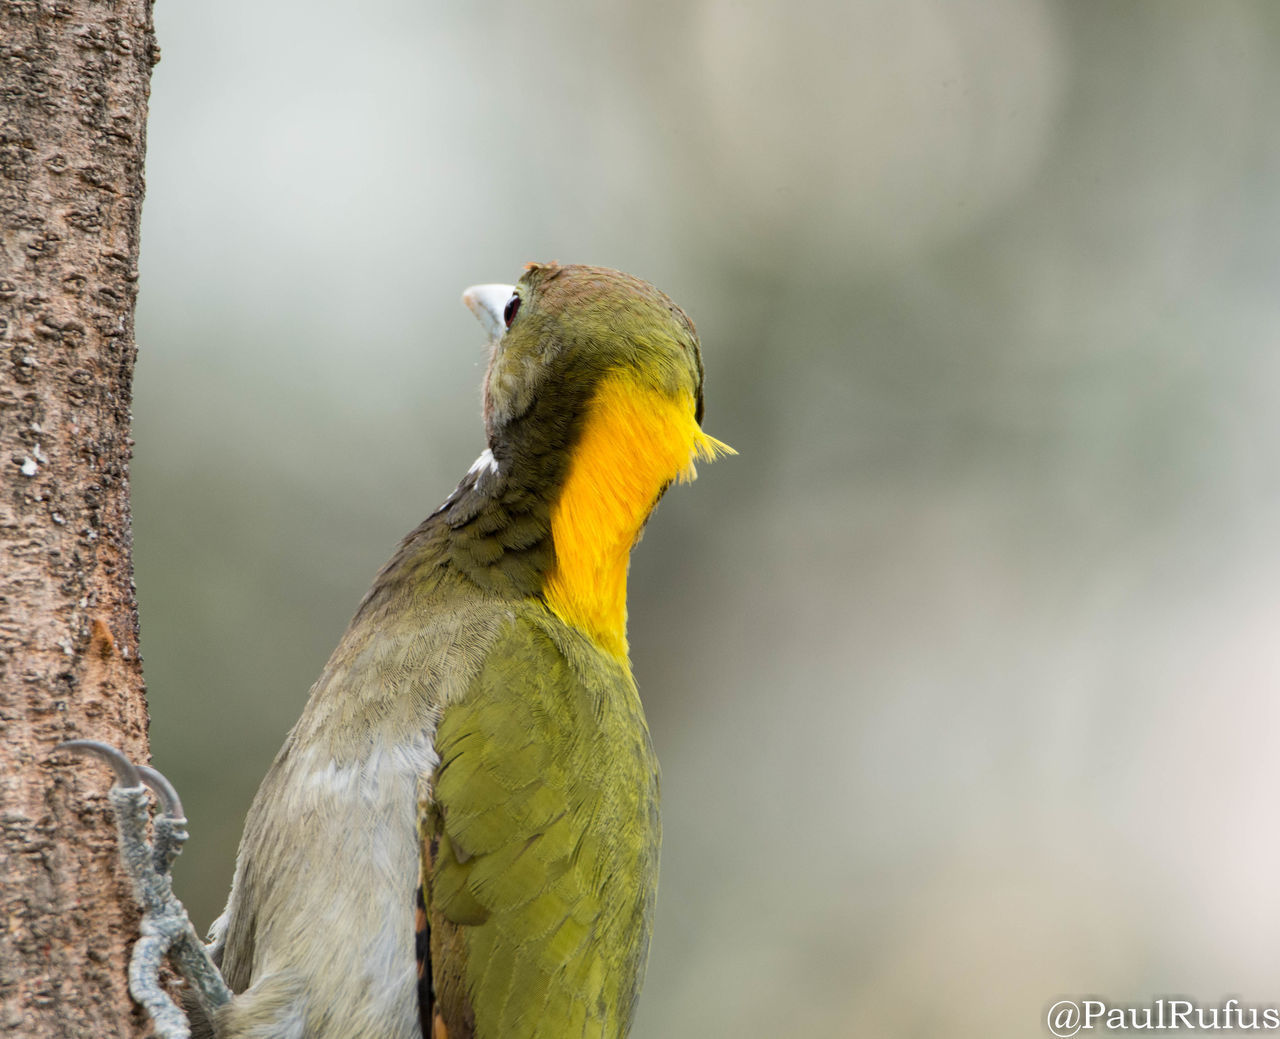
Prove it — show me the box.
[132,1,1280,1035]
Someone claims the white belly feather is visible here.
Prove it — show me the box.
[213,735,437,1039]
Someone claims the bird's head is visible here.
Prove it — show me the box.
[465,262,713,442]
[460,263,731,655]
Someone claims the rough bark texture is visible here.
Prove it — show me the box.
[0,1,158,1035]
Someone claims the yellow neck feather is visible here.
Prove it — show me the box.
[543,374,730,661]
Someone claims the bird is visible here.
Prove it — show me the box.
[195,263,730,1039]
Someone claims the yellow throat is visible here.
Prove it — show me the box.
[542,373,731,661]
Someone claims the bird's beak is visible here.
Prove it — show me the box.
[462,284,515,340]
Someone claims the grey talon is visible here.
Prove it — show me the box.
[57,739,145,789]
[139,765,189,877]
[138,765,185,821]
[60,739,233,1037]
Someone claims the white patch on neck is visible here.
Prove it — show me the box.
[431,447,501,517]
[468,447,499,477]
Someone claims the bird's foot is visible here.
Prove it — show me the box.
[58,741,231,1039]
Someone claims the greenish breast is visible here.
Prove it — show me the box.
[426,609,661,1038]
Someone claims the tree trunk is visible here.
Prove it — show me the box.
[0,1,158,1035]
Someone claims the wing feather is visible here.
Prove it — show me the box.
[418,614,659,1039]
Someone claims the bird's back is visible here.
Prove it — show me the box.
[206,560,512,1039]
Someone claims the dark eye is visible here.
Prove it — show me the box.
[503,293,521,328]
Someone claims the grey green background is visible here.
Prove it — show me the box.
[134,2,1280,1035]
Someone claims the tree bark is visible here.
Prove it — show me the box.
[0,1,158,1035]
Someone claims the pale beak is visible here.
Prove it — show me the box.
[462,283,516,339]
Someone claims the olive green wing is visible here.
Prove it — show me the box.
[418,616,660,1039]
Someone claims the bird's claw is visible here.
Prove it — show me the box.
[59,739,144,789]
[60,741,191,876]
[56,741,230,1038]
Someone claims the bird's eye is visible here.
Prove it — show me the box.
[503,294,521,328]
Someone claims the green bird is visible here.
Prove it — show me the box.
[200,263,730,1039]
